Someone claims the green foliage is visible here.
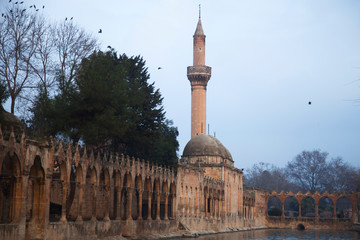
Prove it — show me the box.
[0,80,9,107]
[29,50,179,166]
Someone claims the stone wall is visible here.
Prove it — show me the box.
[0,127,177,240]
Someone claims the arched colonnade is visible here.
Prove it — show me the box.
[266,190,359,222]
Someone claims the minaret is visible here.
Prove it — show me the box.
[187,12,212,138]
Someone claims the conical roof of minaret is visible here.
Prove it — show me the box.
[194,18,205,36]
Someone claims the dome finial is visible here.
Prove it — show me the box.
[199,4,201,19]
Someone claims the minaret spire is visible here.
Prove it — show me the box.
[199,4,201,19]
[187,12,212,138]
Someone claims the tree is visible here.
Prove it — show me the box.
[0,3,98,118]
[287,150,329,192]
[0,80,9,107]
[0,4,40,113]
[53,20,98,93]
[324,157,357,192]
[244,162,298,192]
[30,50,179,166]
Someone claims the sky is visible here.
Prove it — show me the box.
[1,0,360,171]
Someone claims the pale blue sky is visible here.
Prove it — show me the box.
[2,0,360,170]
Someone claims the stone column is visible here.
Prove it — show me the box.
[205,194,208,218]
[116,186,122,220]
[315,198,319,222]
[298,201,302,218]
[214,199,219,219]
[147,191,152,220]
[127,188,133,220]
[76,183,83,221]
[221,198,224,219]
[13,177,22,222]
[217,197,220,219]
[184,189,188,217]
[156,192,161,220]
[104,185,110,221]
[351,194,358,223]
[212,196,215,218]
[164,193,169,220]
[188,191,193,216]
[91,184,97,221]
[60,181,67,222]
[333,199,337,220]
[281,198,285,219]
[38,180,46,223]
[171,194,176,218]
[138,190,143,220]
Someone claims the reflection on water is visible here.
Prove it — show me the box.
[172,229,360,240]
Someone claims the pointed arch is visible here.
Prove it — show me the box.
[0,152,21,223]
[27,156,45,223]
[284,196,299,217]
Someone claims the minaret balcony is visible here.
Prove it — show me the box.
[187,66,211,76]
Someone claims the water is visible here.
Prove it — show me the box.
[171,229,360,240]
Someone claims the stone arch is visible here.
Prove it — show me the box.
[121,172,132,220]
[297,223,305,230]
[132,174,143,220]
[319,196,333,218]
[83,167,96,220]
[336,196,352,219]
[284,196,299,217]
[49,159,66,222]
[152,178,160,220]
[169,182,176,219]
[27,156,45,223]
[142,177,152,220]
[268,196,282,217]
[301,196,315,217]
[267,196,282,216]
[0,152,21,223]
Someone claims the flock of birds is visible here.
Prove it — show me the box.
[1,0,44,18]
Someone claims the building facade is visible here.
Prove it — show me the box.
[1,15,357,240]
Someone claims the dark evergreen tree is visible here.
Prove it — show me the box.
[30,50,179,166]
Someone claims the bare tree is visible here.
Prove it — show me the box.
[53,20,98,92]
[324,157,357,192]
[287,150,329,192]
[30,18,55,97]
[0,5,40,113]
[244,162,298,193]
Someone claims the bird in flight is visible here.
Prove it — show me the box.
[70,17,73,20]
[107,45,112,49]
[158,67,162,70]
[308,101,311,105]
[98,29,102,33]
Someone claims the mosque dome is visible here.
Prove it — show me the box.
[182,134,233,162]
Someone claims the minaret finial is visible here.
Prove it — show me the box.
[199,4,201,19]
